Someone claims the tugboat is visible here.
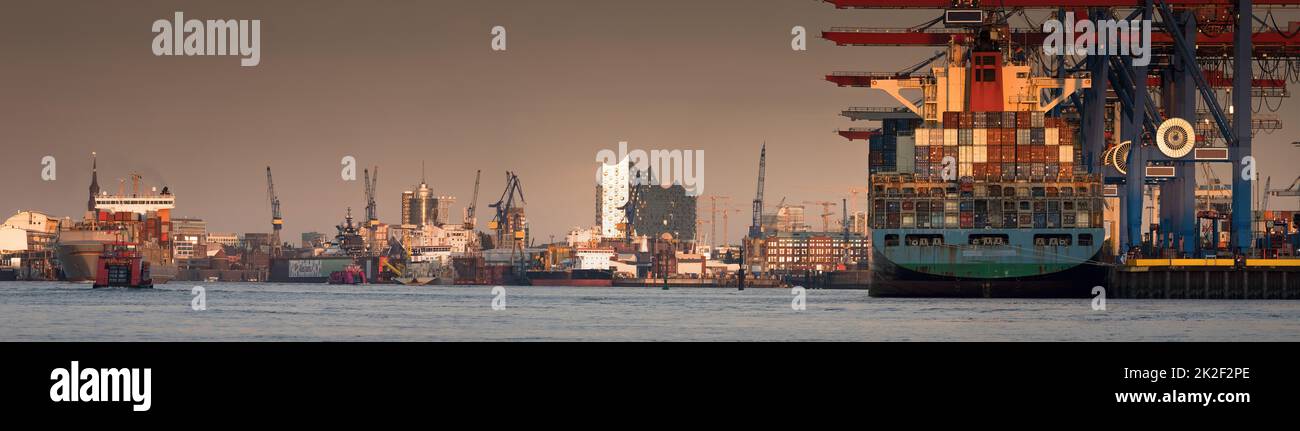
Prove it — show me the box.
[92,242,153,288]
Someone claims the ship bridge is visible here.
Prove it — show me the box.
[94,195,176,214]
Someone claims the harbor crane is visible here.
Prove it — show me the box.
[465,170,481,230]
[749,143,766,238]
[363,166,379,251]
[804,200,838,232]
[266,166,283,259]
[488,171,526,250]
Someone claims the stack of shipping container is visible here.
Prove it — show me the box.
[909,111,1080,180]
[869,111,1103,233]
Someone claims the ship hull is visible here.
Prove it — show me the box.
[869,228,1106,298]
[269,257,379,283]
[528,279,614,287]
[57,240,175,284]
[526,269,614,287]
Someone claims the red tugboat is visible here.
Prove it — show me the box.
[92,242,153,288]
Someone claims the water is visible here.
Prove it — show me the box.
[1,281,1298,341]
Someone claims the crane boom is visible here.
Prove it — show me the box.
[465,170,481,229]
[749,143,766,238]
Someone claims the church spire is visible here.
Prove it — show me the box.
[87,152,100,212]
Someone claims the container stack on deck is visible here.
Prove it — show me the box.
[911,111,1080,181]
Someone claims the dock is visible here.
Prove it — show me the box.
[1109,259,1300,299]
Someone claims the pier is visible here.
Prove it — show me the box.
[1109,259,1300,299]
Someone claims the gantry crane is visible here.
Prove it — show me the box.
[820,0,1300,255]
[266,166,283,258]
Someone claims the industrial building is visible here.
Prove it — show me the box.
[171,218,207,261]
[761,231,869,273]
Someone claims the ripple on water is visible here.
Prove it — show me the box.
[1,282,1298,341]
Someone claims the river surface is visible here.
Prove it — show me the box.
[1,282,1297,341]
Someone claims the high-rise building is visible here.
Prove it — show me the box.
[596,159,629,238]
[400,190,415,227]
[401,171,447,227]
[436,196,456,226]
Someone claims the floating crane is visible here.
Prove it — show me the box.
[749,143,766,238]
[464,170,481,230]
[363,166,379,252]
[266,166,283,259]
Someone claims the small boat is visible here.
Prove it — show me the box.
[328,265,367,285]
[92,242,153,289]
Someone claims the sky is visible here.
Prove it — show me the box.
[2,1,1298,244]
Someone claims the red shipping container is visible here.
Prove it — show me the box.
[1002,145,1016,163]
[943,112,960,128]
[987,163,1002,177]
[1018,149,1032,163]
[1031,147,1045,163]
[973,163,986,178]
[930,147,943,162]
[987,146,1001,162]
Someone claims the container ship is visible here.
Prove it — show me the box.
[833,27,1105,297]
[56,155,177,284]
